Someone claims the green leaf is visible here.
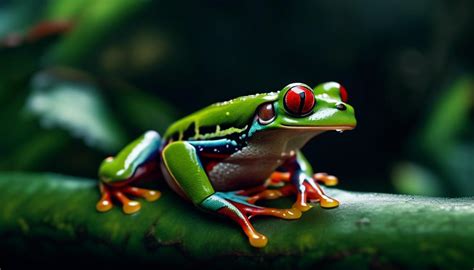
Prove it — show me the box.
[445,143,474,196]
[391,161,443,196]
[43,0,148,64]
[0,172,472,269]
[25,68,127,152]
[418,77,472,158]
[412,76,474,195]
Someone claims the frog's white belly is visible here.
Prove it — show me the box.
[208,149,284,191]
[208,129,321,191]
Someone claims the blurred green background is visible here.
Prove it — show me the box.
[0,0,472,197]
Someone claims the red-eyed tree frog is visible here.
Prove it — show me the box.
[96,82,356,248]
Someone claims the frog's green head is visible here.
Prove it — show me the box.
[249,82,356,135]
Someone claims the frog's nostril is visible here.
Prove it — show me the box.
[336,103,347,111]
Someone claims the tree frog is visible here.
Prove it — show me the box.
[96,82,356,248]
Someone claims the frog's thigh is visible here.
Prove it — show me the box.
[161,141,215,204]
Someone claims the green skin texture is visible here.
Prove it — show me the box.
[98,82,356,232]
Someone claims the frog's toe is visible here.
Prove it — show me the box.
[143,190,161,202]
[314,172,338,186]
[112,190,142,214]
[96,192,113,212]
[248,232,268,248]
[123,200,141,214]
[319,195,339,209]
[304,179,340,209]
[292,201,313,212]
[277,207,302,219]
[292,188,313,212]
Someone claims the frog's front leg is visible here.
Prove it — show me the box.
[285,151,339,211]
[161,140,301,248]
[97,131,162,214]
[247,151,340,211]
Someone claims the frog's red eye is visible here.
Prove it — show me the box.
[257,103,275,124]
[339,85,348,103]
[284,85,315,116]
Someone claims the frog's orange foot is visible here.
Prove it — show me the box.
[96,183,161,214]
[226,201,302,247]
[215,203,268,248]
[302,180,339,209]
[247,177,339,212]
[227,172,340,215]
[202,192,302,248]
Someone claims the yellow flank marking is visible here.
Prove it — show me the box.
[194,122,200,138]
[191,125,248,140]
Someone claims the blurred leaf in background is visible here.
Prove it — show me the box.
[0,0,178,178]
[392,76,474,196]
[43,0,146,65]
[26,68,127,152]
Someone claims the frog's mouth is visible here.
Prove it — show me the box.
[280,125,356,131]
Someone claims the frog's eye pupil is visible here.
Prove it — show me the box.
[339,85,348,103]
[257,103,275,124]
[284,85,315,116]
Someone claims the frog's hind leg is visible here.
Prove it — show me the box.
[200,192,301,248]
[216,191,302,220]
[162,141,301,248]
[97,131,162,214]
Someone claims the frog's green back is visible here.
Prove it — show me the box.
[164,92,279,140]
